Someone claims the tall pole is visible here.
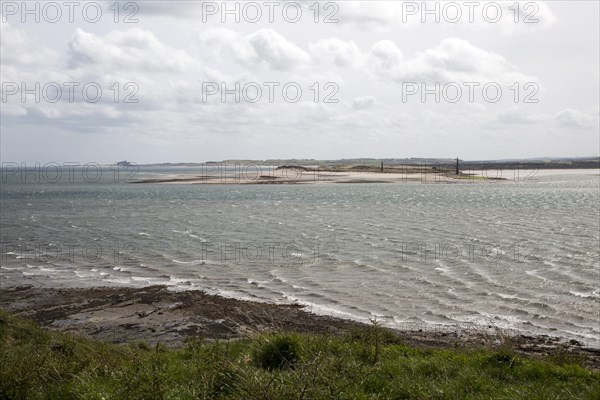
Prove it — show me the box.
[456,157,459,175]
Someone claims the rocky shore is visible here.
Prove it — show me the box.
[1,285,598,369]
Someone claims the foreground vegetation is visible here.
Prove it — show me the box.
[1,310,598,400]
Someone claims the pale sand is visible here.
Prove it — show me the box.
[131,167,599,185]
[132,170,509,185]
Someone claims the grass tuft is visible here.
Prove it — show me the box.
[253,334,302,370]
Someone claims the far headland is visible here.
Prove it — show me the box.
[126,156,599,185]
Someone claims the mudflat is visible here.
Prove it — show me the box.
[1,285,598,369]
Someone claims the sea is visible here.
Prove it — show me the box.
[1,166,598,347]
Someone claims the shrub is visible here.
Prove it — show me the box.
[254,334,302,370]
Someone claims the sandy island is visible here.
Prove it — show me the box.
[1,285,598,369]
[131,166,511,185]
[130,167,599,185]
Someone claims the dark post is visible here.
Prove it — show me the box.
[456,157,459,175]
[381,160,384,172]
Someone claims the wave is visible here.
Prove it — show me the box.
[172,259,206,265]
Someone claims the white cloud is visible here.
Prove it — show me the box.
[469,1,557,34]
[369,40,404,70]
[335,2,405,27]
[197,28,309,71]
[496,107,540,124]
[196,29,538,87]
[197,28,257,66]
[335,1,556,33]
[0,22,58,67]
[368,37,538,85]
[247,29,310,70]
[68,28,195,73]
[309,38,363,68]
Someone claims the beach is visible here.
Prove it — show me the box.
[129,167,599,185]
[130,168,506,185]
[2,285,599,370]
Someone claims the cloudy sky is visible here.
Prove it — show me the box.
[1,1,598,163]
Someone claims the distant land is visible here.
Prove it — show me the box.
[130,156,599,169]
[125,156,599,185]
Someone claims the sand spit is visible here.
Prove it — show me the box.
[131,169,508,185]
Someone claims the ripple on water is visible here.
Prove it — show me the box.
[1,172,598,346]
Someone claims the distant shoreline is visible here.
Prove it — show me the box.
[114,156,600,170]
[129,167,599,185]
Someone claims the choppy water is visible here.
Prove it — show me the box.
[1,168,599,347]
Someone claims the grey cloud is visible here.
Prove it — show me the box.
[555,109,599,129]
[351,96,376,110]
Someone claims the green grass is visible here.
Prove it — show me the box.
[1,309,598,399]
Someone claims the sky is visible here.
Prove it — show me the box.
[1,0,599,164]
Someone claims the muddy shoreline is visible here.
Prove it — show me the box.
[1,285,599,369]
